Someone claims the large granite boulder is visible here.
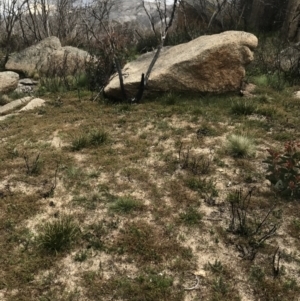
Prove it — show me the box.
[105,31,258,100]
[5,36,89,77]
[0,71,19,93]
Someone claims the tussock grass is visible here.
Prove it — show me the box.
[37,215,80,253]
[110,196,144,214]
[226,134,256,158]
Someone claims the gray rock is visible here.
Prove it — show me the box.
[19,78,38,85]
[278,42,300,72]
[0,71,19,93]
[5,36,90,76]
[108,0,172,28]
[14,84,34,94]
[104,31,258,100]
[294,91,300,99]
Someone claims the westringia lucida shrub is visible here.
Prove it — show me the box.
[264,141,300,198]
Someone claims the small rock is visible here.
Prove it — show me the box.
[49,201,55,207]
[14,83,34,94]
[294,91,300,99]
[19,78,38,85]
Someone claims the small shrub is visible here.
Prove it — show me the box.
[227,189,279,260]
[178,143,214,175]
[264,141,300,198]
[37,215,80,254]
[226,134,256,158]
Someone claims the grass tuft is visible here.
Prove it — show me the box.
[226,134,256,158]
[230,100,256,116]
[37,215,80,254]
[179,206,203,226]
[110,196,144,214]
[71,129,108,151]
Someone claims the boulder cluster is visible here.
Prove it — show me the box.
[1,31,260,100]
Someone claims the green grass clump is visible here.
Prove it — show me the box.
[179,207,203,226]
[230,100,257,116]
[71,129,108,151]
[37,215,80,253]
[110,196,143,214]
[71,135,88,151]
[89,130,108,147]
[226,134,256,158]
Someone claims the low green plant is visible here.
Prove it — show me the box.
[179,206,203,226]
[230,100,256,116]
[212,276,228,295]
[37,215,80,254]
[226,134,256,158]
[264,141,300,198]
[23,152,42,175]
[74,250,88,262]
[252,75,269,87]
[186,177,219,198]
[72,193,102,210]
[250,265,265,282]
[83,272,179,301]
[207,259,224,274]
[82,221,107,251]
[71,129,108,151]
[71,135,88,151]
[287,219,300,239]
[110,196,143,214]
[89,130,108,147]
